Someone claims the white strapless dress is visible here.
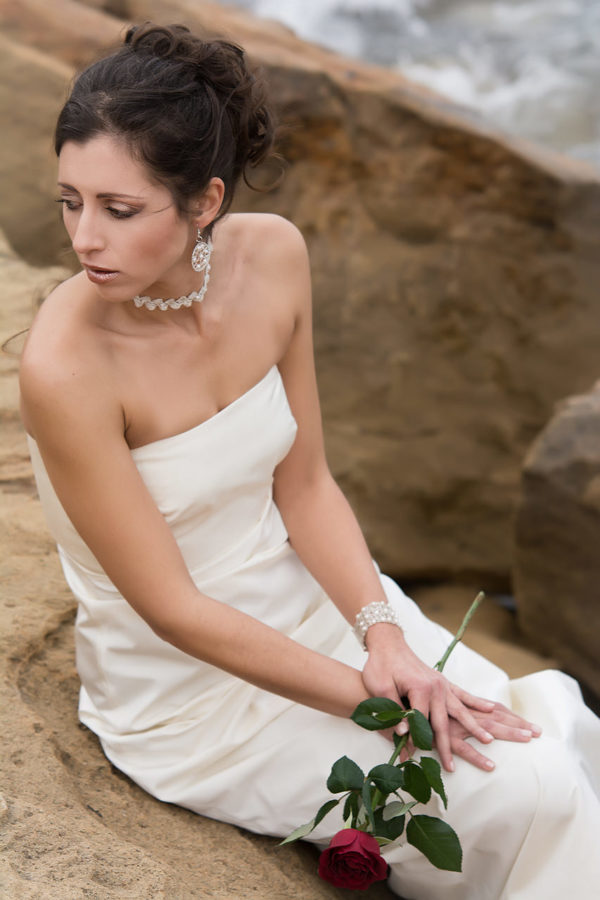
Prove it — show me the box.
[28,365,600,899]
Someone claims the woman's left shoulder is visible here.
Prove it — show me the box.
[225,213,308,264]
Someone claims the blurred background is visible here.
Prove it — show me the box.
[218,0,600,169]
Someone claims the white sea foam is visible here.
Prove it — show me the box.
[218,0,600,169]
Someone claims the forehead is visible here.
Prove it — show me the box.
[57,134,165,198]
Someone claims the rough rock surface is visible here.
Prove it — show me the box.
[514,386,600,696]
[3,0,600,583]
[0,30,74,268]
[0,234,397,898]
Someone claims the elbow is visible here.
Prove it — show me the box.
[150,619,175,645]
[148,609,193,649]
[136,599,189,647]
[142,590,210,658]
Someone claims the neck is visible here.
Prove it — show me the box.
[132,236,212,311]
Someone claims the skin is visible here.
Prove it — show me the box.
[20,134,541,774]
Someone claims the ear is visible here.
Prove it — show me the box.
[192,177,225,231]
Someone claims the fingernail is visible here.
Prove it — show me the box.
[531,724,542,736]
[448,760,455,772]
[397,721,409,735]
[482,731,494,742]
[518,729,532,739]
[485,759,495,770]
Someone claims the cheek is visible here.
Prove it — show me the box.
[133,223,189,267]
[62,210,78,241]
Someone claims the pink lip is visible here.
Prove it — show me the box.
[83,265,119,285]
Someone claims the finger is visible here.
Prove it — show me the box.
[393,694,410,737]
[451,685,496,712]
[452,739,496,772]
[452,689,543,735]
[429,690,454,772]
[406,688,430,723]
[473,700,543,737]
[494,710,542,736]
[447,696,495,745]
[484,722,535,743]
[487,706,534,728]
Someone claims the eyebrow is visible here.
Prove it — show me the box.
[57,182,145,201]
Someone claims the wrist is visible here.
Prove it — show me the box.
[353,600,403,651]
[364,621,406,652]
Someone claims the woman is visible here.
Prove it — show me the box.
[20,22,600,899]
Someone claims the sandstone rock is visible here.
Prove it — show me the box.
[0,234,395,898]
[513,385,600,696]
[0,32,75,267]
[3,0,600,583]
[0,0,123,69]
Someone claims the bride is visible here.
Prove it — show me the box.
[20,22,600,899]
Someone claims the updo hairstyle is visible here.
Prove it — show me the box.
[54,22,275,232]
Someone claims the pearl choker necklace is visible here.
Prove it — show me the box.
[132,285,209,311]
[132,239,212,311]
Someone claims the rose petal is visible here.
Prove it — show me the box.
[318,829,388,890]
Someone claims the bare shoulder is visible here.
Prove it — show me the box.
[221,214,310,324]
[22,273,96,386]
[20,273,118,437]
[224,212,309,267]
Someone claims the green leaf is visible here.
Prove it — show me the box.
[403,762,431,804]
[420,757,448,809]
[279,798,340,845]
[351,697,407,731]
[279,820,317,845]
[343,791,360,825]
[382,800,417,820]
[368,763,405,794]
[314,797,341,828]
[327,756,365,793]
[373,806,406,841]
[361,781,376,833]
[407,710,433,750]
[406,815,462,871]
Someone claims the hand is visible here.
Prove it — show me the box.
[361,623,512,772]
[441,701,542,772]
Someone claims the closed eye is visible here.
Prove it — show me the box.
[55,199,138,219]
[55,198,81,211]
[106,206,137,219]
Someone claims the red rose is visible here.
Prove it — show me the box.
[318,828,388,890]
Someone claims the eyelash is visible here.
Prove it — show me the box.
[55,199,137,220]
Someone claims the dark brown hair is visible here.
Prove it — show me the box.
[54,22,275,231]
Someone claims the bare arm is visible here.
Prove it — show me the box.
[272,225,541,770]
[20,336,370,720]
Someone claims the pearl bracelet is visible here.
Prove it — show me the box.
[353,600,401,650]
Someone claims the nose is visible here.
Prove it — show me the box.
[70,209,105,257]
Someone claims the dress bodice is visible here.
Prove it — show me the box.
[28,365,298,586]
